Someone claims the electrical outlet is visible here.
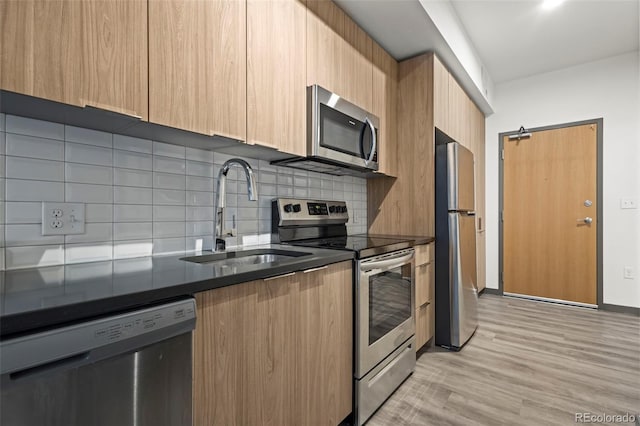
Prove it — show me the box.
[42,203,86,235]
[623,266,635,280]
[620,198,637,209]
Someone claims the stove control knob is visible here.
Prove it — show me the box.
[329,205,336,213]
[284,204,293,213]
[341,206,348,213]
[293,204,302,213]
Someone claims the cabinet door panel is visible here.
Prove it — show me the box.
[307,0,372,109]
[416,304,428,350]
[297,262,352,425]
[247,0,306,155]
[1,0,147,119]
[149,0,245,138]
[247,276,298,426]
[194,283,250,426]
[372,43,398,177]
[433,56,449,133]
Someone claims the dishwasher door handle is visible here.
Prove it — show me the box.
[7,351,90,381]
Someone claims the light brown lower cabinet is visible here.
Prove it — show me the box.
[414,243,435,352]
[193,261,352,426]
[415,302,432,349]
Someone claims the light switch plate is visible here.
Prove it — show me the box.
[42,203,86,235]
[620,198,637,209]
[623,266,635,280]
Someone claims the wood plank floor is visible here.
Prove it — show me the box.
[368,294,640,426]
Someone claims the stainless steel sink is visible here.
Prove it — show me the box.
[180,249,311,267]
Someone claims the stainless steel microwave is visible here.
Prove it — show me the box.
[272,85,380,175]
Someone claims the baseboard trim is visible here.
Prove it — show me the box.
[600,303,640,316]
[480,288,501,296]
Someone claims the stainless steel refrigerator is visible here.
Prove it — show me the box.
[434,129,479,350]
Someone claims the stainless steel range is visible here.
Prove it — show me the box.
[272,198,416,425]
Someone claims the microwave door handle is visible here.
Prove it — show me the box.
[365,117,377,164]
[359,121,366,159]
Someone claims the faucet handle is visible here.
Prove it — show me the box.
[215,238,226,251]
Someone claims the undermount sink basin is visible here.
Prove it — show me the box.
[180,249,311,267]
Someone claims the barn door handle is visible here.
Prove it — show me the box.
[578,217,593,224]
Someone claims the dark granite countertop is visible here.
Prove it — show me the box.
[0,245,354,339]
[365,234,435,245]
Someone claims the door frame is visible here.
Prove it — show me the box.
[498,118,604,307]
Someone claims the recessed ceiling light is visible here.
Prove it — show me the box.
[542,0,565,10]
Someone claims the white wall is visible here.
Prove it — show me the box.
[418,0,495,105]
[485,51,640,308]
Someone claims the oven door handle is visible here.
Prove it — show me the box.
[360,252,414,272]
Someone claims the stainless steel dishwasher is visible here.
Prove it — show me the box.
[0,298,196,426]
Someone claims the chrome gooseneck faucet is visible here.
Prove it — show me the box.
[214,158,257,251]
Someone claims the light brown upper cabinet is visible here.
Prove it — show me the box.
[149,0,246,140]
[372,43,398,177]
[306,0,373,111]
[246,0,306,155]
[1,0,148,119]
[433,56,450,133]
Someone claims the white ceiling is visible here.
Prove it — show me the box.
[451,0,640,83]
[335,0,639,85]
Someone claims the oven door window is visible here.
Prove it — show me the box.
[368,264,412,345]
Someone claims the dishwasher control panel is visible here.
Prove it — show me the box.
[1,299,196,376]
[92,301,195,343]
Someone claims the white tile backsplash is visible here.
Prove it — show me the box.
[153,141,185,159]
[114,204,153,223]
[186,175,214,192]
[153,188,185,206]
[186,191,214,206]
[65,126,112,148]
[66,142,113,167]
[6,133,65,161]
[114,186,153,205]
[153,205,186,222]
[6,179,64,202]
[113,168,153,187]
[5,202,42,224]
[153,172,186,190]
[6,156,64,182]
[152,237,186,255]
[114,222,153,241]
[65,242,112,264]
[114,150,153,170]
[65,163,112,185]
[186,221,214,237]
[66,183,113,203]
[6,116,64,140]
[152,221,185,238]
[186,206,214,221]
[86,203,113,223]
[5,224,64,246]
[186,147,214,163]
[0,114,368,269]
[186,236,213,252]
[6,245,65,269]
[113,135,153,154]
[114,239,153,259]
[186,160,214,178]
[153,156,185,174]
[64,223,112,244]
